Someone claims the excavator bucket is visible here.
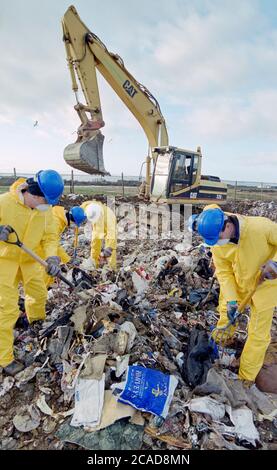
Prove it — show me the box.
[63,131,109,175]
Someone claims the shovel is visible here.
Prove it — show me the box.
[4,227,74,289]
[212,272,261,348]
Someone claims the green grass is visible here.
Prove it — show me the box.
[63,185,138,196]
[0,185,138,197]
[1,184,277,201]
[227,188,277,201]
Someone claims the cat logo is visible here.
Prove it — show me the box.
[123,79,138,98]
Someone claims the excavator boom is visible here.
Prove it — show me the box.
[62,6,227,204]
[62,5,168,176]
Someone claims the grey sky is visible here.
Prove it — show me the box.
[1,0,277,182]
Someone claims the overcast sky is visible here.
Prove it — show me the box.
[1,0,277,181]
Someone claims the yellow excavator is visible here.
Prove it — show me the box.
[62,6,227,204]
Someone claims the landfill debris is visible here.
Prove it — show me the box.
[116,365,178,418]
[80,354,107,380]
[201,431,247,450]
[145,426,191,449]
[0,377,14,397]
[36,395,55,417]
[226,405,260,447]
[131,271,149,294]
[15,358,49,387]
[193,367,251,409]
[13,405,41,432]
[56,419,144,450]
[120,321,137,352]
[116,354,130,378]
[86,390,138,431]
[188,396,226,421]
[71,375,105,428]
[1,194,276,450]
[248,384,277,419]
[182,326,214,388]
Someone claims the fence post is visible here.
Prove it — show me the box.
[121,172,125,197]
[71,170,75,194]
[13,168,17,181]
[260,183,263,201]
[234,180,237,201]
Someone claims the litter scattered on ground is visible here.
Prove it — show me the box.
[0,194,276,450]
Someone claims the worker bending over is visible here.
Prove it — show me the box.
[0,170,64,375]
[196,206,277,384]
[41,205,87,287]
[81,200,117,270]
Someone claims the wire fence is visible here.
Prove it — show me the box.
[1,169,277,201]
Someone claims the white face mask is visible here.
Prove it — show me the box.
[215,238,230,246]
[36,204,50,212]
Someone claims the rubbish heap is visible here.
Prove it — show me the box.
[225,200,277,221]
[0,195,277,451]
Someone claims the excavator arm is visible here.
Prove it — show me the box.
[62,5,168,179]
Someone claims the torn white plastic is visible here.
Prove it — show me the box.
[116,354,130,378]
[36,394,74,420]
[120,322,137,352]
[188,396,226,421]
[226,405,260,446]
[36,395,54,417]
[71,375,105,427]
[131,271,149,295]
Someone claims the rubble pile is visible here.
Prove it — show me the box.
[225,200,277,221]
[0,196,277,451]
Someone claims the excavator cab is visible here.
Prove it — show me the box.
[151,147,201,201]
[151,147,227,203]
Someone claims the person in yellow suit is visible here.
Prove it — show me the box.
[42,205,87,287]
[81,200,117,270]
[196,206,277,384]
[0,170,64,376]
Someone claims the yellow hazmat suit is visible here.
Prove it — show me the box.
[38,206,71,287]
[51,206,71,264]
[0,180,57,367]
[210,213,277,381]
[81,200,117,270]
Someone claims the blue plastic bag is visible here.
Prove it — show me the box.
[118,366,178,418]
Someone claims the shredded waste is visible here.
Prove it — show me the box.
[0,195,277,450]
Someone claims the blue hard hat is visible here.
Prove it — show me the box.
[187,214,198,232]
[69,206,87,226]
[197,208,225,246]
[36,170,64,205]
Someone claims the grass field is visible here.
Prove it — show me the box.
[1,184,277,201]
[0,185,138,197]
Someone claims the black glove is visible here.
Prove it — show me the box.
[0,225,13,242]
[46,256,61,277]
